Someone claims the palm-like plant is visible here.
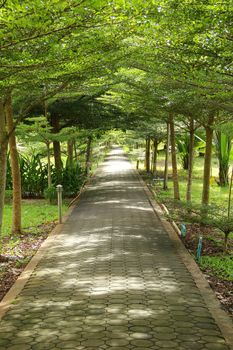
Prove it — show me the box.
[215,128,232,187]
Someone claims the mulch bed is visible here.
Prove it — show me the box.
[139,172,233,318]
[180,223,233,317]
[0,222,56,301]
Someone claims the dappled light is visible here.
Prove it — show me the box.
[0,149,229,350]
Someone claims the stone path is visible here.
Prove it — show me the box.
[0,148,231,350]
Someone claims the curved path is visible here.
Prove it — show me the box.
[0,148,231,350]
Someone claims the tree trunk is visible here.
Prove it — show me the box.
[169,114,180,200]
[145,136,150,173]
[5,94,22,234]
[46,142,52,188]
[85,136,92,176]
[219,161,229,187]
[74,141,78,161]
[163,122,170,190]
[0,99,8,236]
[152,138,158,177]
[67,140,74,167]
[50,114,63,171]
[186,117,195,202]
[202,118,214,205]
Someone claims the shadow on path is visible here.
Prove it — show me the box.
[0,148,230,350]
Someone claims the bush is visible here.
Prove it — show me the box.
[54,162,85,197]
[19,154,48,198]
[43,186,57,204]
[6,152,86,199]
[4,190,13,204]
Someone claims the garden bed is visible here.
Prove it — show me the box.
[0,199,66,302]
[137,168,233,318]
[159,197,233,318]
[182,222,233,316]
[0,221,56,301]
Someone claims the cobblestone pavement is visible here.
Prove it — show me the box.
[0,148,231,350]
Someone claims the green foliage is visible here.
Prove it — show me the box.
[200,256,233,281]
[6,154,12,190]
[19,154,48,198]
[43,186,57,204]
[2,201,67,237]
[4,190,13,204]
[6,152,85,198]
[57,161,85,197]
[215,128,232,187]
[176,135,190,170]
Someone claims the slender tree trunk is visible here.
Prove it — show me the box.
[169,114,180,200]
[67,140,74,167]
[50,114,63,171]
[145,136,150,173]
[5,94,22,234]
[74,141,78,161]
[163,122,170,190]
[227,167,233,218]
[202,117,214,205]
[53,140,62,171]
[186,117,195,202]
[46,142,52,188]
[152,138,158,176]
[0,99,8,236]
[85,136,92,176]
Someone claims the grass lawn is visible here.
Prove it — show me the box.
[200,256,233,281]
[131,150,232,208]
[2,200,68,237]
[156,179,230,207]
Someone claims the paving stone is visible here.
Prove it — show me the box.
[7,346,31,350]
[106,339,130,346]
[56,341,82,348]
[179,341,205,349]
[0,339,10,346]
[205,344,230,350]
[0,149,230,350]
[156,340,180,348]
[130,332,152,339]
[129,326,152,333]
[154,333,177,340]
[81,339,105,347]
[130,339,154,347]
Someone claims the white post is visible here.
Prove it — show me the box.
[56,184,63,224]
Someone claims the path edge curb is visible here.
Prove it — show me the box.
[0,203,76,322]
[135,170,233,350]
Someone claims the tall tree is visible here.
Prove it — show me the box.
[5,93,22,234]
[202,114,215,205]
[169,113,180,200]
[0,99,8,235]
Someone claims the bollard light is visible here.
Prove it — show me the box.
[180,223,187,238]
[196,236,203,261]
[56,184,63,224]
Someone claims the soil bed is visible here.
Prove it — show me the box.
[182,222,233,317]
[0,222,56,301]
[160,196,233,318]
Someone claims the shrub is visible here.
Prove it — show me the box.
[43,186,57,204]
[55,162,85,197]
[6,152,86,199]
[4,190,13,204]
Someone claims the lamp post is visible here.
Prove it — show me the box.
[56,184,63,224]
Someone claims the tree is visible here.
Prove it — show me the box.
[0,99,8,235]
[215,122,233,187]
[5,93,22,234]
